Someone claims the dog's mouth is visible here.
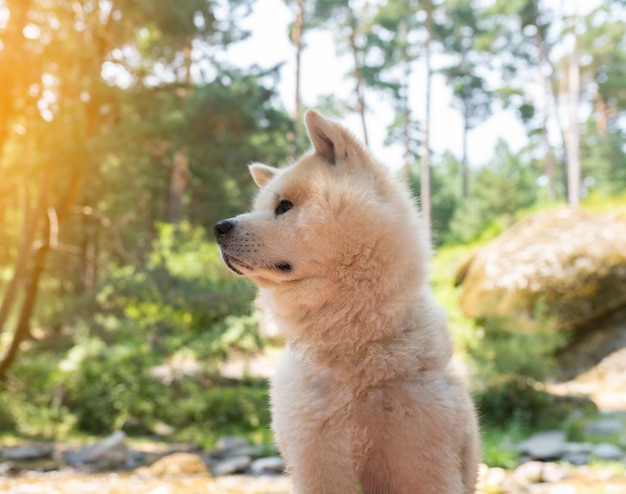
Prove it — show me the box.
[221,252,292,276]
[275,262,292,272]
[222,254,245,275]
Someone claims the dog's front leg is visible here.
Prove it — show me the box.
[270,351,360,494]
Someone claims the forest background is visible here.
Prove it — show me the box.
[0,0,625,463]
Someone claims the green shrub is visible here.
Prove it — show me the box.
[470,313,570,428]
[0,393,16,433]
[1,223,265,439]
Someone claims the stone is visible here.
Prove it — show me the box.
[212,436,257,458]
[2,444,53,461]
[541,462,569,483]
[135,452,210,477]
[66,430,128,468]
[518,431,566,460]
[513,461,544,483]
[248,456,285,475]
[455,207,626,357]
[585,418,625,436]
[212,455,252,476]
[592,443,624,461]
[561,451,589,466]
[0,461,23,475]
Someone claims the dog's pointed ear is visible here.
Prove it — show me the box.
[305,110,348,165]
[249,162,277,188]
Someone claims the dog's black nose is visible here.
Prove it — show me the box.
[214,219,234,242]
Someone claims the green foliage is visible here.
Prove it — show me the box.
[62,340,269,436]
[411,141,542,246]
[432,244,577,434]
[97,222,257,358]
[1,223,263,437]
[470,313,571,429]
[480,420,529,468]
[583,131,626,195]
[0,393,17,433]
[446,140,540,243]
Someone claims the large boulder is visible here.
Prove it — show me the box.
[455,207,626,331]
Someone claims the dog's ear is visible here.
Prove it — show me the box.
[249,162,277,188]
[305,110,349,165]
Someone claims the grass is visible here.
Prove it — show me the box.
[480,421,530,469]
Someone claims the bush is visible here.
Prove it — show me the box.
[2,223,265,439]
[469,314,568,428]
[63,340,270,435]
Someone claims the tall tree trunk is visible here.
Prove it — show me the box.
[167,37,192,223]
[536,32,556,201]
[290,0,305,160]
[594,94,609,136]
[0,172,50,336]
[539,70,556,202]
[167,150,189,224]
[0,172,82,382]
[461,104,469,200]
[566,20,581,208]
[0,242,49,382]
[167,37,193,225]
[348,13,368,145]
[399,19,411,183]
[421,0,434,242]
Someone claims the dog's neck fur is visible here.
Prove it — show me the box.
[259,281,453,389]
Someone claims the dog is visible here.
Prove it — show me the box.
[214,110,480,493]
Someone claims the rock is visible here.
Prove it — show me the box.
[2,444,53,461]
[211,436,259,459]
[135,452,210,477]
[541,462,569,483]
[66,430,128,468]
[248,456,285,475]
[213,436,249,454]
[455,207,626,335]
[513,461,544,483]
[480,465,507,488]
[513,461,569,484]
[212,455,252,476]
[561,451,589,466]
[561,443,592,466]
[585,417,625,436]
[518,431,567,460]
[592,443,624,460]
[0,462,20,475]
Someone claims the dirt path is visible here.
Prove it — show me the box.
[1,469,626,494]
[0,473,291,494]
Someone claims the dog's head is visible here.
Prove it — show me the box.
[214,110,429,298]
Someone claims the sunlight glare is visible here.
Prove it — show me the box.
[23,23,41,40]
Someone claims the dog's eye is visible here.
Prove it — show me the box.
[275,199,293,216]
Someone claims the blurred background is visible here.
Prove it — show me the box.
[0,0,625,489]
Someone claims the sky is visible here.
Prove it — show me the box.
[218,0,529,171]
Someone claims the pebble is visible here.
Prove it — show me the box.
[2,445,52,461]
[518,430,566,460]
[248,456,285,475]
[513,460,544,483]
[212,455,252,476]
[592,443,625,461]
[585,418,625,436]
